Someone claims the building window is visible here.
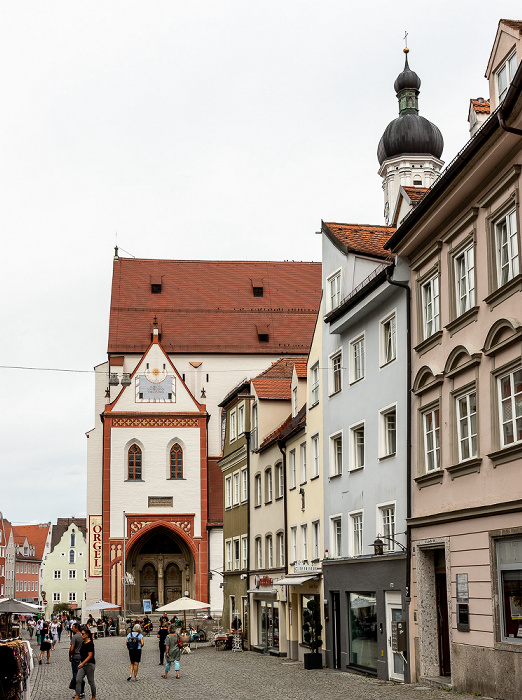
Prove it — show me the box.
[300,443,307,484]
[289,449,297,489]
[378,504,395,552]
[290,526,297,563]
[499,368,522,447]
[349,592,377,670]
[234,539,240,570]
[256,537,262,569]
[423,406,441,471]
[267,536,273,568]
[230,410,237,441]
[380,313,397,365]
[292,387,298,417]
[455,245,475,315]
[238,404,245,435]
[497,52,517,102]
[350,512,363,556]
[69,550,75,564]
[350,335,365,383]
[170,443,183,479]
[53,592,60,602]
[457,391,477,461]
[350,424,365,470]
[225,476,232,508]
[225,540,232,571]
[311,435,320,478]
[301,525,308,561]
[275,463,284,498]
[310,362,319,406]
[70,532,76,547]
[251,404,258,451]
[422,275,440,339]
[254,474,262,506]
[330,434,342,476]
[380,407,397,457]
[69,569,77,580]
[277,532,285,567]
[265,469,273,503]
[241,536,248,569]
[329,350,343,395]
[241,468,248,502]
[312,521,320,561]
[233,471,240,505]
[68,592,76,603]
[331,517,342,558]
[53,570,61,580]
[128,444,142,480]
[496,210,519,287]
[496,537,522,642]
[328,270,341,310]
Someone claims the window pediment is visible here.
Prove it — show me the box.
[444,344,482,377]
[413,364,444,395]
[483,317,522,356]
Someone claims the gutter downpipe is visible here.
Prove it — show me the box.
[277,439,289,575]
[385,265,412,684]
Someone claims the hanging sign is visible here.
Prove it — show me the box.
[89,516,102,577]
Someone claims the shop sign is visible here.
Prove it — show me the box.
[259,576,273,586]
[89,515,102,577]
[294,560,319,574]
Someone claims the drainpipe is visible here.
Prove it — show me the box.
[245,430,251,573]
[277,439,288,574]
[385,265,412,684]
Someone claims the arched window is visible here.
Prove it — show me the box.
[70,532,76,547]
[69,549,75,564]
[128,444,142,480]
[170,443,183,479]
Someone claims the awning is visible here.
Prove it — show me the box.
[273,575,318,586]
[247,589,277,595]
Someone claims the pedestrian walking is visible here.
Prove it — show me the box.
[157,622,169,665]
[69,623,86,699]
[57,618,63,642]
[50,619,59,649]
[161,624,181,680]
[126,623,144,681]
[39,622,52,665]
[27,617,35,639]
[73,628,96,700]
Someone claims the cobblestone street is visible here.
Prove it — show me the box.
[24,633,486,700]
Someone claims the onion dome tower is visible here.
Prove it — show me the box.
[378,48,444,224]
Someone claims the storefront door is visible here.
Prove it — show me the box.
[385,591,404,682]
[258,600,279,651]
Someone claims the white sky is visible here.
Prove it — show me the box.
[1,2,520,525]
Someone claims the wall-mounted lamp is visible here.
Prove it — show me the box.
[372,537,385,556]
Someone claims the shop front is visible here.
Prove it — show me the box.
[274,573,323,662]
[248,575,286,655]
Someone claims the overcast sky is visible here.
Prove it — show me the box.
[1,2,520,526]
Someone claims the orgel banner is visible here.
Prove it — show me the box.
[89,516,102,577]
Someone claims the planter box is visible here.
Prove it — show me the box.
[303,652,322,670]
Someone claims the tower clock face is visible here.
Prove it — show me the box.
[136,373,174,402]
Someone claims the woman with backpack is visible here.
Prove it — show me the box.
[39,621,52,664]
[126,623,144,681]
[161,624,182,680]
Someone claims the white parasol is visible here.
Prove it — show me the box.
[155,596,210,628]
[85,600,121,611]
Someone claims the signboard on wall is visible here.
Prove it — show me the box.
[89,516,102,577]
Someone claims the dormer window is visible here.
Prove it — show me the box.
[151,283,162,294]
[497,52,517,103]
[251,278,264,297]
[256,323,269,343]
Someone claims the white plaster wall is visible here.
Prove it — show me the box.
[208,528,223,614]
[42,524,87,614]
[109,426,202,538]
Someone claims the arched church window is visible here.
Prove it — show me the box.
[128,444,142,480]
[170,443,183,479]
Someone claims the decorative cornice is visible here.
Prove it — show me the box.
[112,416,199,428]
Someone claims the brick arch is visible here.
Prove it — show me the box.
[126,520,198,560]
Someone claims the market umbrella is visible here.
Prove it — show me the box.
[0,599,41,614]
[85,600,121,611]
[155,596,210,629]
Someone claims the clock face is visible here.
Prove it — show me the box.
[145,366,167,383]
[136,374,174,402]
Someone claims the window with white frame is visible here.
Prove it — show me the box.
[265,468,273,503]
[496,210,519,287]
[69,591,77,603]
[312,521,320,560]
[350,512,363,556]
[378,504,396,552]
[330,433,342,476]
[289,449,297,488]
[290,526,297,563]
[310,362,320,406]
[301,524,308,560]
[53,570,61,580]
[300,443,307,483]
[251,404,258,450]
[16,582,19,592]
[331,516,342,558]
[225,476,232,508]
[234,538,240,569]
[423,406,441,471]
[254,474,262,506]
[457,391,477,461]
[350,335,365,383]
[238,403,245,435]
[225,540,232,571]
[329,350,342,395]
[455,245,475,315]
[230,410,237,441]
[53,592,60,601]
[328,270,341,310]
[292,386,298,417]
[380,312,397,365]
[496,537,522,642]
[241,536,248,569]
[233,471,240,505]
[275,463,284,498]
[497,52,517,103]
[311,435,320,478]
[241,468,248,502]
[267,535,273,568]
[350,423,365,470]
[380,406,397,457]
[69,569,77,579]
[256,537,262,569]
[277,532,285,567]
[422,275,440,339]
[499,368,522,447]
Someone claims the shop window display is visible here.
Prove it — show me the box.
[348,592,378,670]
[498,538,522,642]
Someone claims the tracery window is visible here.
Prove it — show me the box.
[128,444,142,480]
[170,443,183,479]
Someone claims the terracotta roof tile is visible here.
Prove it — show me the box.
[470,98,490,114]
[255,357,306,381]
[13,524,50,560]
[252,378,292,399]
[323,223,395,259]
[402,186,429,203]
[108,259,322,354]
[500,19,522,33]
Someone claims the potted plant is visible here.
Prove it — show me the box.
[302,598,323,669]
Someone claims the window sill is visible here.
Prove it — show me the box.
[124,479,144,482]
[310,474,320,481]
[264,500,273,506]
[329,473,342,480]
[484,273,522,309]
[488,442,522,467]
[379,357,397,370]
[378,452,396,462]
[299,481,307,487]
[446,457,482,480]
[254,504,262,509]
[414,330,443,357]
[445,306,479,337]
[349,377,364,387]
[167,477,186,481]
[349,466,364,474]
[328,389,342,398]
[414,470,444,488]
[289,486,297,491]
[309,401,319,410]
[275,495,284,501]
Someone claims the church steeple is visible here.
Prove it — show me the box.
[394,49,421,114]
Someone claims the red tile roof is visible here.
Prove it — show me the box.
[323,223,395,259]
[13,524,50,560]
[255,357,306,380]
[252,378,291,399]
[108,259,322,354]
[470,98,490,114]
[402,186,429,203]
[500,19,522,33]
